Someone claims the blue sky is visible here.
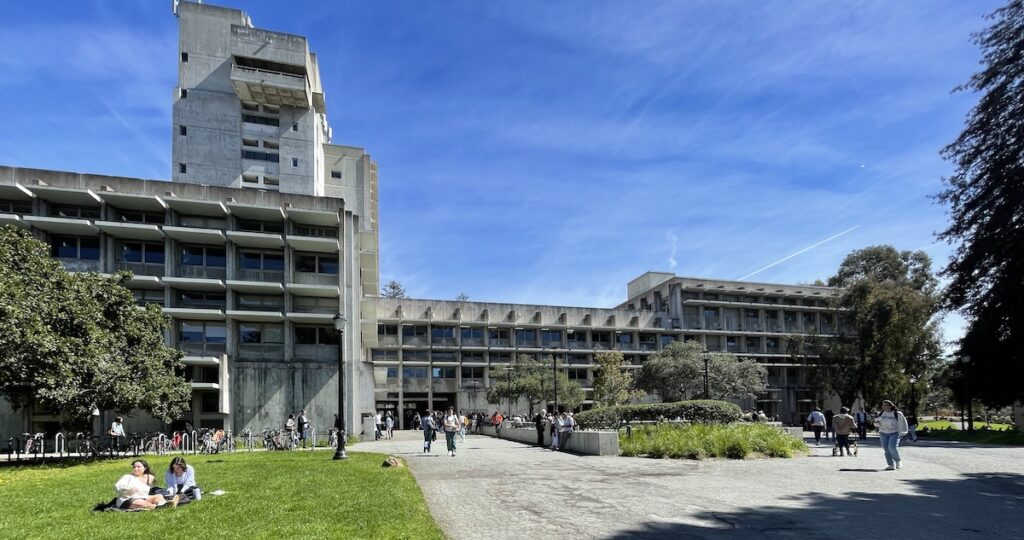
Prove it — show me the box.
[0,1,1002,344]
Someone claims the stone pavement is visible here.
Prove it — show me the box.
[350,431,1024,539]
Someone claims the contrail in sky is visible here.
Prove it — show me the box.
[737,225,860,281]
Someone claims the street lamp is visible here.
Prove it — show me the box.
[908,375,918,420]
[702,350,710,400]
[333,313,348,460]
[961,355,974,434]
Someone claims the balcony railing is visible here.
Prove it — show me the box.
[403,336,427,346]
[292,272,338,286]
[59,259,102,272]
[460,379,486,390]
[431,379,458,393]
[115,261,165,277]
[592,342,612,351]
[461,338,484,347]
[433,337,457,346]
[235,269,284,282]
[293,344,338,363]
[489,338,510,347]
[177,265,227,280]
[377,335,399,346]
[237,343,284,362]
[617,343,637,351]
[177,342,226,356]
[639,342,657,351]
[683,317,701,329]
[402,379,430,393]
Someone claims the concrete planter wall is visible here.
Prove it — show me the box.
[477,424,619,456]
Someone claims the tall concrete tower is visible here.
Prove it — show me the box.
[171,1,330,195]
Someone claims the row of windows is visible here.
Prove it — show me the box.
[180,322,337,345]
[378,366,589,380]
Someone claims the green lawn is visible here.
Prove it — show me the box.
[0,451,445,540]
[619,423,809,459]
[918,426,1024,446]
[918,419,1012,431]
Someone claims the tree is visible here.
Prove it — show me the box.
[455,292,469,302]
[937,0,1024,407]
[637,341,766,402]
[380,280,407,299]
[0,226,190,423]
[814,246,943,408]
[484,354,585,413]
[592,351,643,407]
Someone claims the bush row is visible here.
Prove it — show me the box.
[619,423,808,459]
[574,400,742,430]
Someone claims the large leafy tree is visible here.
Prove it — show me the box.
[0,226,190,422]
[485,355,584,413]
[592,351,644,407]
[937,0,1024,407]
[815,246,943,408]
[637,341,766,402]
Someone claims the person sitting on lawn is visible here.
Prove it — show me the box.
[165,457,200,500]
[115,459,177,510]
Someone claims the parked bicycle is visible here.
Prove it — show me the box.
[22,433,44,456]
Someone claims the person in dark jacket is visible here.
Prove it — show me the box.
[533,410,547,447]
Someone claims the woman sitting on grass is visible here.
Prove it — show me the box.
[115,460,177,510]
[165,457,200,500]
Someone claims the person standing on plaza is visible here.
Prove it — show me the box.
[284,414,297,449]
[421,410,436,453]
[374,411,383,440]
[824,409,835,441]
[109,416,126,453]
[533,410,547,447]
[297,409,311,448]
[413,412,421,431]
[806,407,826,446]
[443,407,461,456]
[854,408,870,441]
[558,411,576,451]
[875,400,909,470]
[906,410,919,443]
[458,411,467,443]
[385,412,395,439]
[832,407,856,456]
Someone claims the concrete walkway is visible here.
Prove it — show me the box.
[350,430,1024,540]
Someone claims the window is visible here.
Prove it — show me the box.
[567,368,588,381]
[178,291,225,309]
[432,367,455,378]
[293,224,338,238]
[295,253,338,274]
[179,215,226,229]
[264,177,279,187]
[0,199,32,214]
[179,163,187,174]
[431,326,455,340]
[242,138,259,148]
[263,140,279,150]
[120,242,164,264]
[180,89,187,98]
[116,209,164,224]
[179,125,187,136]
[180,245,226,267]
[241,149,279,162]
[292,123,298,132]
[461,367,484,379]
[292,295,339,312]
[239,250,284,271]
[200,394,219,414]
[239,323,284,344]
[242,114,279,127]
[460,327,483,339]
[294,325,338,345]
[291,157,299,167]
[242,102,259,112]
[378,324,398,337]
[50,205,100,219]
[330,170,342,179]
[242,175,259,184]
[515,329,536,345]
[51,236,99,259]
[132,289,164,307]
[237,220,284,233]
[181,52,188,62]
[235,294,284,312]
[180,321,226,343]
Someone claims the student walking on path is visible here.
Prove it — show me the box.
[421,411,436,453]
[832,407,856,456]
[443,407,461,456]
[806,407,826,446]
[875,400,909,470]
[558,412,576,451]
[854,408,870,441]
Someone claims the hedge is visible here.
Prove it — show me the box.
[575,400,742,430]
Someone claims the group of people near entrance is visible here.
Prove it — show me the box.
[534,410,577,451]
[111,457,200,510]
[807,400,913,470]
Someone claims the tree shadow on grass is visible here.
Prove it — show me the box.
[608,473,1024,540]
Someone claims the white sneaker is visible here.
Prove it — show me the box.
[885,465,895,470]
[895,462,902,470]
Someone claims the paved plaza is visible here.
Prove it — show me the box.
[350,431,1024,540]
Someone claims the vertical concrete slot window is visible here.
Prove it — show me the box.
[179,163,187,174]
[292,157,299,167]
[180,89,187,98]
[179,125,187,136]
[331,170,341,179]
[292,123,298,132]
[181,52,188,62]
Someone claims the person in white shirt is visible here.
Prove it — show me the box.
[806,407,826,446]
[558,412,576,451]
[164,457,200,500]
[443,407,461,456]
[115,459,175,510]
[109,416,126,452]
[874,399,909,470]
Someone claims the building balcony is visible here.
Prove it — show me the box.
[226,230,284,249]
[292,272,338,286]
[230,64,311,109]
[226,310,284,322]
[294,344,338,363]
[23,215,98,235]
[237,343,285,362]
[234,268,284,282]
[162,276,225,292]
[488,338,511,347]
[182,355,221,367]
[461,338,484,347]
[403,336,428,347]
[286,235,339,253]
[57,258,101,272]
[461,379,486,391]
[190,382,220,391]
[177,342,227,357]
[226,279,284,294]
[163,226,226,244]
[286,312,335,324]
[114,261,165,277]
[163,307,225,320]
[177,265,227,280]
[433,337,457,347]
[95,221,163,241]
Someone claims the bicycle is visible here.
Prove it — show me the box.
[22,433,44,456]
[327,428,339,449]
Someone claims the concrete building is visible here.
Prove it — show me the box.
[0,1,843,438]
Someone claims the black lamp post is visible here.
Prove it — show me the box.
[702,350,710,399]
[908,375,918,419]
[333,313,348,460]
[962,355,974,434]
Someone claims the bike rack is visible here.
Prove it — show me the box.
[309,428,317,451]
[157,433,168,455]
[8,437,20,462]
[180,433,190,454]
[190,430,198,455]
[55,433,65,458]
[246,431,254,452]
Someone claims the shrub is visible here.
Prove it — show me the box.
[618,423,807,460]
[575,400,742,430]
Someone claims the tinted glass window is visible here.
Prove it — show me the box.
[123,242,143,262]
[79,237,100,260]
[318,257,338,274]
[296,255,316,272]
[295,327,317,345]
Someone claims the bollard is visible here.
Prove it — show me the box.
[191,430,198,455]
[310,428,316,451]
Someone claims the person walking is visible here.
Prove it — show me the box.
[413,412,421,431]
[824,409,835,441]
[906,410,919,443]
[854,408,869,441]
[458,411,467,443]
[297,409,311,448]
[832,407,857,456]
[443,407,461,457]
[284,414,297,449]
[558,411,576,451]
[109,416,126,454]
[385,412,395,439]
[806,407,826,447]
[421,410,436,453]
[374,411,383,440]
[875,400,909,470]
[533,410,547,447]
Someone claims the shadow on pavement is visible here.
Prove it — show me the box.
[607,473,1024,540]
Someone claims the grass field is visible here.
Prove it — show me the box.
[0,450,444,540]
[918,425,1024,446]
[918,420,1012,431]
[619,423,809,459]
